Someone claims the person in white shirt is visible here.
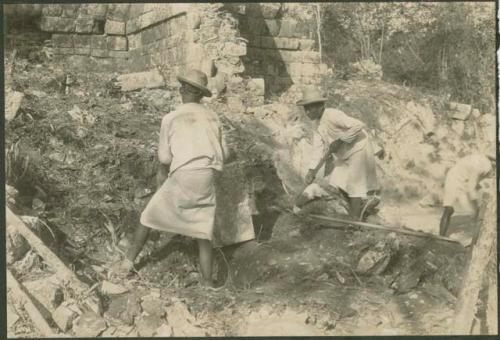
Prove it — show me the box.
[115,69,228,288]
[296,87,382,220]
[439,153,495,238]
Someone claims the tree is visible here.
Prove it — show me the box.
[319,2,495,112]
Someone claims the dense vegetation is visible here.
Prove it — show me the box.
[319,2,495,112]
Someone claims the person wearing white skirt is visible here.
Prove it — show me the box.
[297,87,381,220]
[115,69,228,288]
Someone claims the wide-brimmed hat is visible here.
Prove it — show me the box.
[177,69,212,97]
[296,87,327,106]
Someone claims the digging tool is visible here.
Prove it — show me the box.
[294,145,334,205]
[270,206,461,245]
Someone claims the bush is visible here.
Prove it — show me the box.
[319,2,495,112]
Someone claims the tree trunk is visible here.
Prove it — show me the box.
[315,4,322,63]
[485,243,498,334]
[450,194,497,335]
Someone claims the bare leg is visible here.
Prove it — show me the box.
[126,224,150,262]
[439,206,454,237]
[197,238,213,287]
[349,197,363,221]
[111,225,150,278]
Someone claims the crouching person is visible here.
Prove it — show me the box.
[439,152,495,245]
[114,70,228,288]
[296,87,382,221]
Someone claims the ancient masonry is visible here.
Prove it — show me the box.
[34,3,327,100]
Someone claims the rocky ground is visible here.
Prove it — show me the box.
[5,31,496,336]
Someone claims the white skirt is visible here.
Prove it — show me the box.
[328,137,378,198]
[140,168,216,240]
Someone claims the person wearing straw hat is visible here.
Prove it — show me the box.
[114,69,229,288]
[296,87,381,221]
[439,149,496,245]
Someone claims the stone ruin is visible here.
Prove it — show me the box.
[6,3,327,102]
[4,3,498,337]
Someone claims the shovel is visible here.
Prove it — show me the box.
[294,146,333,207]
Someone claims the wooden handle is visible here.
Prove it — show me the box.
[295,149,332,199]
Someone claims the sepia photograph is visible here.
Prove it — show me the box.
[3,2,498,337]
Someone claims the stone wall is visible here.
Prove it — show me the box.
[38,4,129,59]
[30,3,327,98]
[124,4,189,76]
[123,4,246,84]
[234,3,327,95]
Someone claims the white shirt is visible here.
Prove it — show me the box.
[443,154,492,215]
[158,103,229,174]
[309,108,366,169]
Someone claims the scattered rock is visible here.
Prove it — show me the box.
[166,299,205,336]
[247,78,265,96]
[141,88,172,111]
[101,326,117,337]
[22,275,64,313]
[113,325,135,336]
[121,101,134,111]
[155,323,173,336]
[30,90,47,98]
[418,193,441,207]
[52,304,78,332]
[463,123,476,139]
[106,294,128,320]
[450,120,465,136]
[106,292,142,325]
[101,280,129,296]
[72,312,107,337]
[224,42,247,57]
[67,105,95,126]
[6,184,18,206]
[141,294,166,316]
[116,70,165,92]
[5,90,24,122]
[449,102,472,120]
[391,249,438,293]
[478,113,495,143]
[7,304,20,329]
[124,292,142,325]
[357,248,387,274]
[356,234,399,275]
[136,314,164,337]
[32,198,46,211]
[407,101,436,135]
[227,96,245,113]
[238,306,322,336]
[6,226,30,265]
[471,108,481,118]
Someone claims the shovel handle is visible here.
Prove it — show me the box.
[295,149,333,202]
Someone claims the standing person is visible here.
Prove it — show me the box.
[439,152,495,240]
[296,87,381,221]
[114,69,228,288]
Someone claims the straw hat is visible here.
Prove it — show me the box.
[296,87,327,106]
[177,69,212,97]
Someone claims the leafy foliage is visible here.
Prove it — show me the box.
[320,2,495,112]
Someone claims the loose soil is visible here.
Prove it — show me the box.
[5,30,489,336]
